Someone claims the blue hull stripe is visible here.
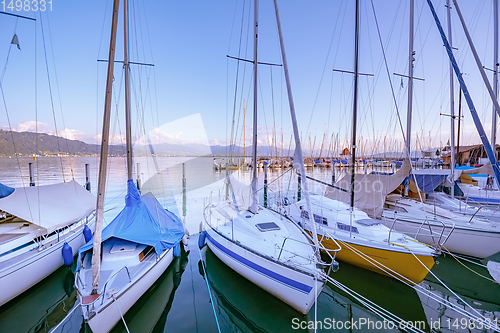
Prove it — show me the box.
[205,232,313,294]
[467,196,500,204]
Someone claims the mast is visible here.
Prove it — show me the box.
[457,86,462,164]
[447,0,455,198]
[493,0,499,158]
[350,0,360,209]
[272,0,319,250]
[427,0,500,188]
[243,99,246,162]
[124,0,132,180]
[249,0,259,214]
[92,0,120,293]
[451,0,500,121]
[406,0,414,159]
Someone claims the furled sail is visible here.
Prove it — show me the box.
[324,159,411,218]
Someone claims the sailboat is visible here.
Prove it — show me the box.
[201,0,331,315]
[74,1,185,332]
[0,180,95,306]
[292,0,436,285]
[0,15,96,307]
[380,0,500,260]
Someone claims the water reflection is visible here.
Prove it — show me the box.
[323,259,429,332]
[109,247,190,333]
[0,265,76,333]
[200,247,310,332]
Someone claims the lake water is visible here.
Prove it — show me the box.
[0,156,499,332]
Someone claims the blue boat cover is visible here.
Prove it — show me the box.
[455,165,476,170]
[0,183,14,198]
[412,173,448,194]
[78,180,185,258]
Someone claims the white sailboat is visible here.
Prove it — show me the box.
[305,0,436,285]
[201,0,332,315]
[0,180,95,306]
[74,1,185,332]
[0,15,96,306]
[380,0,500,260]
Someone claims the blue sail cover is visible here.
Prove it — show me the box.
[78,180,185,258]
[412,173,448,194]
[0,183,15,198]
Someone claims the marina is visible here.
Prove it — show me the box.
[0,156,499,332]
[3,0,500,331]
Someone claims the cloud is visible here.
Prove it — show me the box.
[13,121,50,133]
[94,133,127,145]
[58,128,87,141]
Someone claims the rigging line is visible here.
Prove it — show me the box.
[408,252,497,329]
[137,1,161,171]
[198,247,222,333]
[232,0,249,150]
[95,0,113,184]
[333,234,487,330]
[441,247,499,284]
[228,0,247,159]
[325,277,426,333]
[131,0,148,154]
[0,19,19,85]
[232,0,253,156]
[0,20,38,224]
[0,18,25,182]
[370,1,415,168]
[39,12,65,181]
[270,66,278,160]
[46,13,74,180]
[257,72,271,156]
[308,0,348,138]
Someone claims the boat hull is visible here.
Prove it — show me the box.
[382,217,500,258]
[318,235,434,284]
[0,218,94,306]
[205,228,323,315]
[84,248,174,333]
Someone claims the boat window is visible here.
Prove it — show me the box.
[300,210,327,225]
[337,222,359,234]
[255,222,281,232]
[139,246,154,262]
[394,206,408,213]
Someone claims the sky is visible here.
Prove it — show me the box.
[0,0,499,156]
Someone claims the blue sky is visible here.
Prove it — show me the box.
[0,0,499,156]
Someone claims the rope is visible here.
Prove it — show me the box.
[111,294,130,333]
[318,226,500,331]
[409,251,500,331]
[441,246,500,284]
[39,12,66,182]
[197,246,222,333]
[325,276,426,333]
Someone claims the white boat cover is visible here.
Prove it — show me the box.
[324,159,411,218]
[461,161,494,175]
[0,180,96,233]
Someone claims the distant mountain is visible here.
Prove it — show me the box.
[0,130,123,156]
[0,130,301,157]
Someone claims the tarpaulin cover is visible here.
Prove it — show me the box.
[412,173,448,194]
[0,183,14,198]
[0,180,95,233]
[78,180,185,258]
[411,169,463,193]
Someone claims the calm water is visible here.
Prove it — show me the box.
[0,156,499,332]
